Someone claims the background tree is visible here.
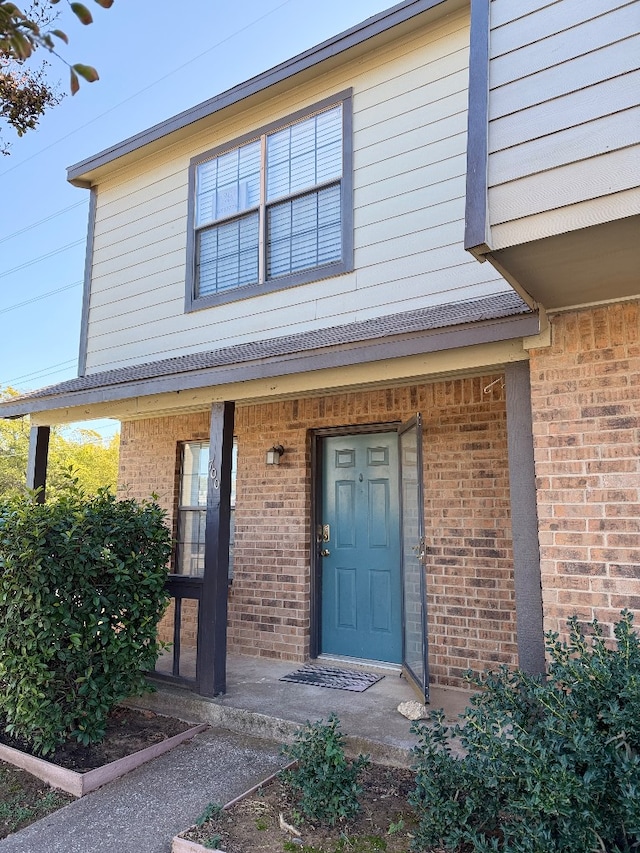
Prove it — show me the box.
[0,0,112,153]
[0,389,119,496]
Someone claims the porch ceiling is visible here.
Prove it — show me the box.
[0,293,539,425]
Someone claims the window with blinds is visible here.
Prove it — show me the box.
[187,93,352,310]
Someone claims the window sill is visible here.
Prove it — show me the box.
[185,259,352,313]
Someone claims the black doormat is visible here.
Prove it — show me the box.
[279,663,384,692]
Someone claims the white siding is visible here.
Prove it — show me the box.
[83,8,511,374]
[487,0,640,247]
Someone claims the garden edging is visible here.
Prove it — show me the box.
[172,764,291,853]
[0,722,208,797]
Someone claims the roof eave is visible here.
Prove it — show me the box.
[0,310,538,421]
[67,0,455,186]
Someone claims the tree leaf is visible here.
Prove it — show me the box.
[93,0,114,7]
[51,29,69,44]
[72,63,99,83]
[70,3,93,25]
[69,67,79,96]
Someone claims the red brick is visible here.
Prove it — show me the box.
[530,300,640,643]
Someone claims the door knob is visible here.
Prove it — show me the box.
[320,548,330,557]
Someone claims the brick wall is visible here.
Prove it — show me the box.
[118,375,517,688]
[529,300,640,640]
[421,378,517,684]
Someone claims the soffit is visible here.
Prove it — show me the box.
[490,215,640,311]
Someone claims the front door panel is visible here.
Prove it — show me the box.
[321,433,402,663]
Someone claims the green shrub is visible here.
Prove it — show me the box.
[410,611,640,853]
[0,485,171,755]
[281,713,370,825]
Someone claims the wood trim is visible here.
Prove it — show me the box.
[77,188,97,377]
[26,426,50,503]
[505,361,545,676]
[464,0,491,256]
[309,433,321,660]
[198,401,235,697]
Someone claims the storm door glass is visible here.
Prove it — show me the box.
[399,414,429,703]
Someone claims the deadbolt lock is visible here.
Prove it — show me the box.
[320,548,331,557]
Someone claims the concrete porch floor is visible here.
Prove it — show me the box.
[132,654,473,766]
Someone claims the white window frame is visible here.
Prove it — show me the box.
[185,90,353,312]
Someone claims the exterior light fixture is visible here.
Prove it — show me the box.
[265,444,285,466]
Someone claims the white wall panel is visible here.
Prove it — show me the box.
[489,70,640,152]
[491,0,631,57]
[487,0,640,242]
[489,3,640,87]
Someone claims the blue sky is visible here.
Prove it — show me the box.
[0,0,392,438]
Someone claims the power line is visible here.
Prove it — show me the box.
[0,201,86,247]
[0,239,84,280]
[0,0,294,180]
[1,359,76,388]
[0,280,82,316]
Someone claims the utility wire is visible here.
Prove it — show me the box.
[0,239,84,280]
[0,201,86,246]
[1,358,76,387]
[0,280,82,316]
[0,0,295,180]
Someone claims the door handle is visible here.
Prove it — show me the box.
[320,548,330,557]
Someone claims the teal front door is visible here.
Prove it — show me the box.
[320,432,402,663]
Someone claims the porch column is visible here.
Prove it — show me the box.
[505,362,545,675]
[199,401,235,697]
[26,425,50,504]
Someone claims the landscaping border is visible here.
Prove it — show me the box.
[172,764,291,853]
[0,723,208,797]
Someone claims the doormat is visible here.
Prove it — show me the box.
[279,664,383,692]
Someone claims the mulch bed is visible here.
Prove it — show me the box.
[0,707,191,772]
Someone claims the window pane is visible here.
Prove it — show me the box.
[266,105,342,201]
[182,442,209,506]
[196,140,260,226]
[175,441,238,578]
[197,212,259,296]
[267,184,341,278]
[176,509,206,576]
[316,108,343,182]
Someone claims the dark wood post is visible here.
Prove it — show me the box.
[198,401,235,697]
[505,361,545,675]
[26,425,50,504]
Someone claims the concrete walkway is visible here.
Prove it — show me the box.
[0,727,286,853]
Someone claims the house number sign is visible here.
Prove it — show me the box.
[208,459,220,490]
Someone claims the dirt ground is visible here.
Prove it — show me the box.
[182,763,419,853]
[0,761,72,839]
